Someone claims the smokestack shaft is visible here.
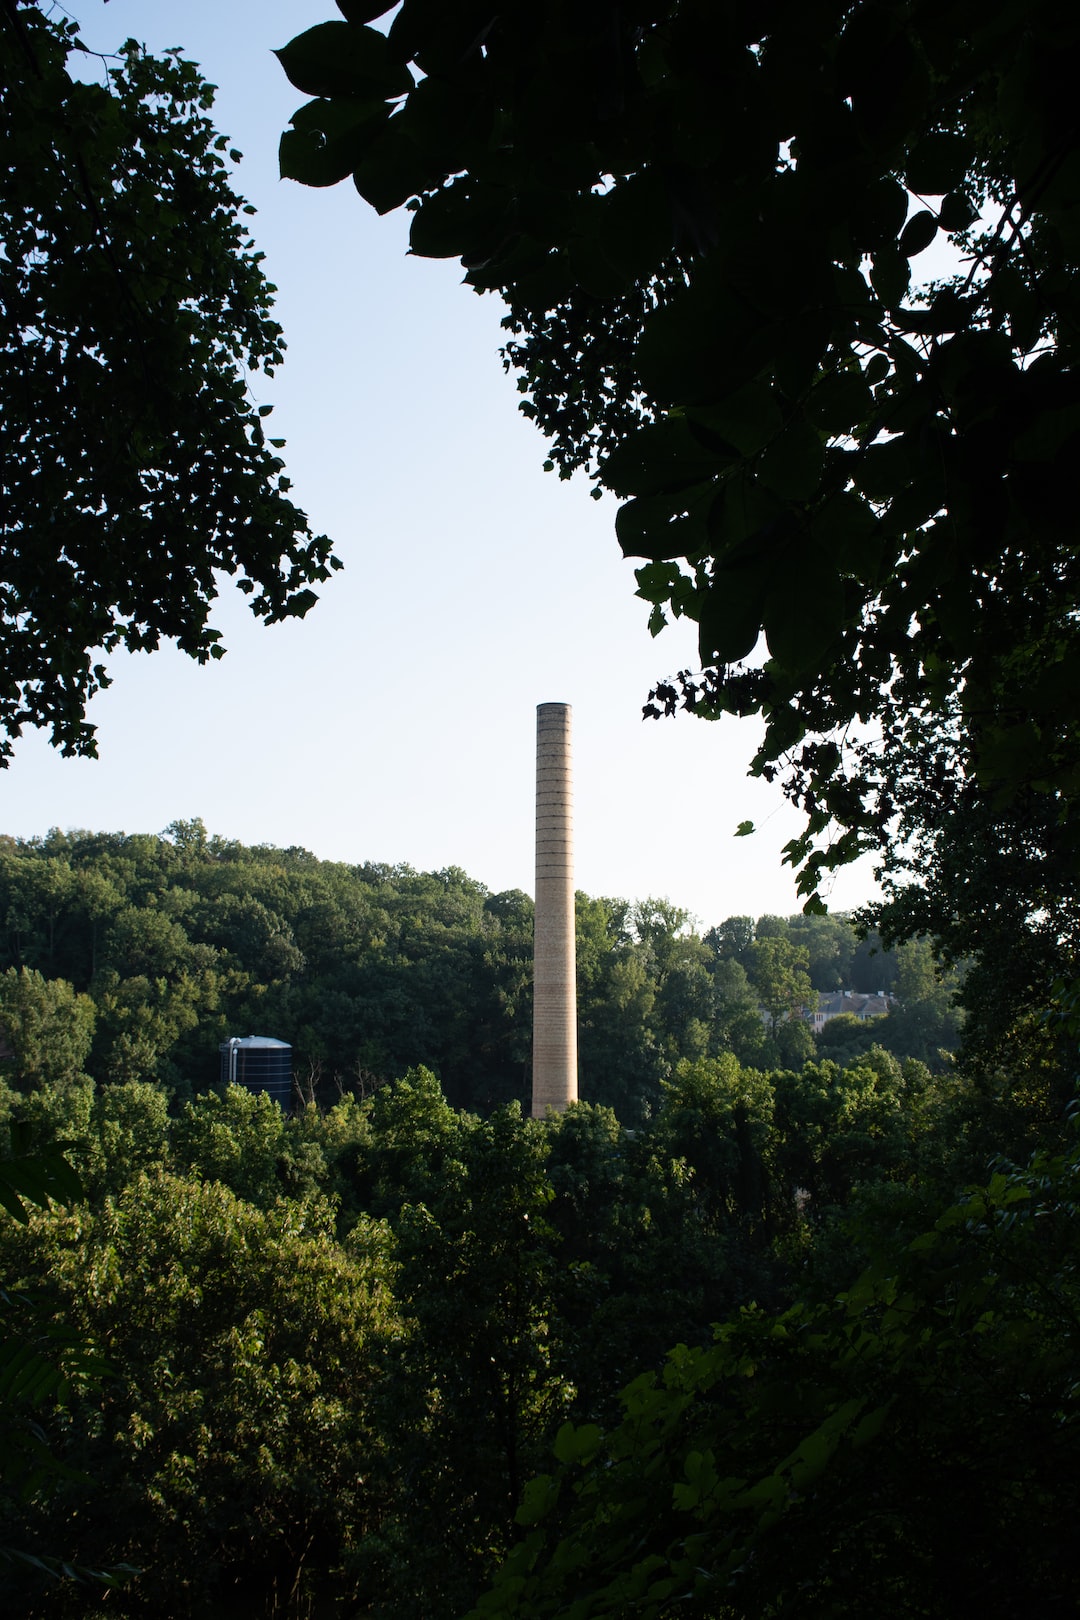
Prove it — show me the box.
[533,702,578,1116]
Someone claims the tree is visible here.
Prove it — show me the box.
[371,1100,572,1617]
[652,1055,775,1232]
[468,1135,1080,1619]
[0,1170,398,1613]
[0,1134,117,1594]
[704,918,755,971]
[0,3,340,762]
[865,775,1075,1076]
[276,0,1080,949]
[0,969,95,1092]
[747,937,813,1037]
[173,1084,288,1207]
[787,912,856,992]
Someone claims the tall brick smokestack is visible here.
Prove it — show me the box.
[532,702,578,1116]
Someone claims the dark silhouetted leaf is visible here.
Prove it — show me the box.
[870,247,910,309]
[336,0,398,21]
[280,98,388,187]
[685,384,783,458]
[898,209,938,258]
[811,491,884,581]
[408,180,509,259]
[616,484,715,561]
[601,417,726,499]
[758,419,824,501]
[938,190,978,231]
[275,23,413,102]
[697,569,767,664]
[763,556,844,673]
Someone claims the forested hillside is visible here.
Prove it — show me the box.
[0,822,958,1123]
[1,822,1072,1615]
[2,1044,1065,1613]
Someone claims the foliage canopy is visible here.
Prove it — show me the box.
[277,0,1080,918]
[0,3,340,762]
[468,1135,1080,1618]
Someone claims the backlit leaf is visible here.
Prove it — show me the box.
[275,23,413,102]
[898,209,938,258]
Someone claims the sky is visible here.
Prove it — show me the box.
[1,0,882,926]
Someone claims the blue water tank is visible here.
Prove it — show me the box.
[220,1036,293,1114]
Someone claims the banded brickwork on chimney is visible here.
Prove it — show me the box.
[532,702,578,1116]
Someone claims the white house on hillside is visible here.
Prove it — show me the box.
[808,990,895,1033]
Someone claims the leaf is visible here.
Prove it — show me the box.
[898,209,938,258]
[757,418,824,501]
[635,266,767,406]
[806,369,874,436]
[615,483,715,562]
[274,23,413,103]
[938,190,978,231]
[635,559,685,604]
[1011,403,1080,463]
[974,723,1046,792]
[685,383,783,458]
[280,97,388,188]
[408,179,508,259]
[336,0,397,20]
[735,821,755,837]
[0,1340,67,1406]
[870,247,911,308]
[354,71,494,215]
[0,1149,84,1224]
[852,33,931,153]
[553,1423,602,1465]
[763,554,844,673]
[988,266,1039,349]
[354,119,445,214]
[852,175,910,251]
[811,491,884,581]
[515,1472,558,1526]
[601,417,726,499]
[696,568,768,664]
[852,435,910,502]
[595,171,678,285]
[708,471,784,556]
[894,286,968,336]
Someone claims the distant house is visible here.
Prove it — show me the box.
[807,989,895,1033]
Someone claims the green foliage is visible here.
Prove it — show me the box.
[278,0,1080,1056]
[747,937,813,1035]
[0,4,339,762]
[0,1133,83,1230]
[373,1102,572,1615]
[0,833,964,1114]
[815,1009,877,1066]
[0,970,95,1093]
[653,1056,775,1231]
[0,1171,398,1614]
[786,912,856,992]
[865,781,1073,1078]
[470,1135,1080,1618]
[0,833,547,1110]
[81,1082,172,1201]
[0,1133,118,1596]
[0,1001,1067,1615]
[174,1083,289,1207]
[771,1051,918,1212]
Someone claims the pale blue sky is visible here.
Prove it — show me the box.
[2,0,881,925]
